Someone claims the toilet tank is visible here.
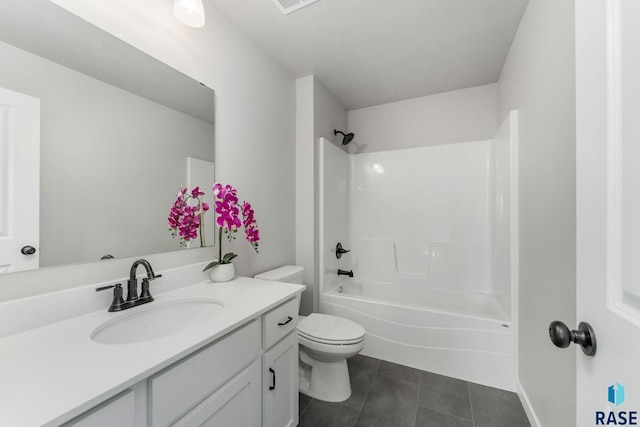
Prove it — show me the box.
[254,265,304,284]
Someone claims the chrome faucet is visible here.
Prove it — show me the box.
[96,259,162,312]
[337,269,354,278]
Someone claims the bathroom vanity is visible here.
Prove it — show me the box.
[0,268,304,427]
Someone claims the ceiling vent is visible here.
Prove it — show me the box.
[271,0,320,15]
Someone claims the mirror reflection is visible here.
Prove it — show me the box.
[0,1,215,273]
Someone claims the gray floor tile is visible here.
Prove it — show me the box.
[418,371,472,421]
[378,360,422,385]
[298,355,531,427]
[299,393,312,418]
[345,355,381,410]
[415,407,474,427]
[468,383,530,427]
[355,374,419,427]
[298,400,360,427]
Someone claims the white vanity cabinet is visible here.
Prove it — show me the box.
[62,296,300,427]
[172,359,262,427]
[0,274,306,427]
[262,297,300,427]
[64,389,136,427]
[149,320,262,426]
[263,332,298,427]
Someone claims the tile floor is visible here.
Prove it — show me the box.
[298,355,530,427]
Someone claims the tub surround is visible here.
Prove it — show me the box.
[0,267,304,426]
[318,112,518,392]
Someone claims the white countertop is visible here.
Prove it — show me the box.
[0,277,304,427]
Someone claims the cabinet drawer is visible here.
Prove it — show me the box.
[149,320,260,426]
[263,297,299,349]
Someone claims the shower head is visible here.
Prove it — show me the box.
[334,129,355,146]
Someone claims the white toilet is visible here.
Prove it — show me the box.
[254,266,365,403]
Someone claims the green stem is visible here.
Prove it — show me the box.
[199,195,205,248]
[218,226,223,262]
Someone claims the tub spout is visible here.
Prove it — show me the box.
[338,269,354,278]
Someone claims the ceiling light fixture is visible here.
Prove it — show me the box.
[173,0,205,28]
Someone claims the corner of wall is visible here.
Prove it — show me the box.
[295,75,316,315]
[496,0,576,426]
[294,75,347,315]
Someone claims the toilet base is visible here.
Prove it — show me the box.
[298,347,352,402]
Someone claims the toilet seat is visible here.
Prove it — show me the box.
[298,330,364,345]
[297,313,365,345]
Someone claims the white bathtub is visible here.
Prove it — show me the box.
[321,279,515,391]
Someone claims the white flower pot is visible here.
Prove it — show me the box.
[209,263,235,282]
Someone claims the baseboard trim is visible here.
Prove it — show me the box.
[517,379,542,427]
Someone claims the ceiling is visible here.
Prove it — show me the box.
[207,0,529,111]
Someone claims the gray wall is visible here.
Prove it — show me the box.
[497,0,576,425]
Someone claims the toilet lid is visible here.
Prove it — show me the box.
[298,330,364,345]
[297,313,365,343]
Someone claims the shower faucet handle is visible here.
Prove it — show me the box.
[336,242,350,259]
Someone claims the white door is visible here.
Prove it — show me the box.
[576,0,640,425]
[0,87,40,273]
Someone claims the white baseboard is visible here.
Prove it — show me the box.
[517,379,542,427]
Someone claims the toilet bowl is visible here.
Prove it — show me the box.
[297,313,365,402]
[254,266,366,403]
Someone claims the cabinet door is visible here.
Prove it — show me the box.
[173,360,261,427]
[263,332,298,427]
[63,390,135,427]
[149,321,260,425]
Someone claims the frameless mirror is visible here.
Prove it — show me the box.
[0,0,215,273]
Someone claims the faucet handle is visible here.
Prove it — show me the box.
[139,278,156,303]
[96,283,127,312]
[336,243,350,259]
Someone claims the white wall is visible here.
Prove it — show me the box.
[295,76,315,315]
[349,142,492,292]
[497,0,576,426]
[347,84,497,153]
[295,75,347,315]
[0,0,296,299]
[313,78,348,149]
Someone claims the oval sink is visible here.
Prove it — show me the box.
[91,298,224,345]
